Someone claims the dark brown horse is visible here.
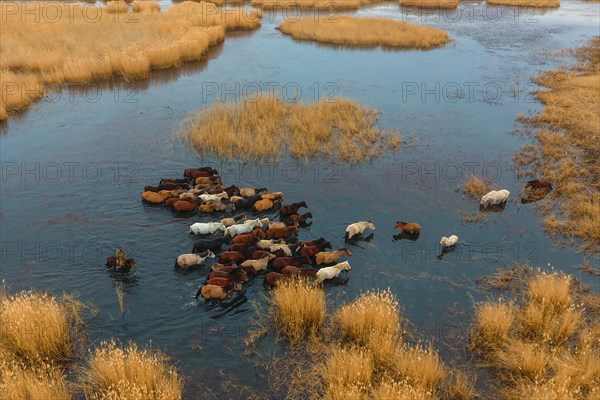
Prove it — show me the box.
[281,265,317,278]
[525,179,553,191]
[288,212,313,224]
[280,201,308,218]
[272,256,312,271]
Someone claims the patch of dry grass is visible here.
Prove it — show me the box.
[514,38,600,253]
[372,379,436,400]
[82,341,182,400]
[0,288,94,400]
[320,347,373,398]
[269,277,326,345]
[0,1,262,120]
[0,359,71,400]
[184,96,401,162]
[251,0,362,10]
[469,301,515,354]
[487,0,560,6]
[398,0,459,9]
[0,291,74,361]
[462,176,490,197]
[278,15,450,49]
[470,270,600,398]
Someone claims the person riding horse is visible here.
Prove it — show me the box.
[115,245,127,268]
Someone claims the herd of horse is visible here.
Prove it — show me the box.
[106,166,553,303]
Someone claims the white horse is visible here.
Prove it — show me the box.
[225,218,263,237]
[316,261,351,283]
[440,235,459,248]
[345,221,375,239]
[189,222,225,235]
[176,250,215,268]
[199,192,228,202]
[480,189,510,207]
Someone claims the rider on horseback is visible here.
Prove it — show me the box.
[115,245,127,267]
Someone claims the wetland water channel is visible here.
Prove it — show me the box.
[1,1,599,397]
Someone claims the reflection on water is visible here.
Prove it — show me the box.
[1,1,599,397]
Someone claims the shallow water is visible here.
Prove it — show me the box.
[1,1,599,397]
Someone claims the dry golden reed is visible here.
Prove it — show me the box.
[0,359,71,400]
[251,0,362,10]
[487,0,560,6]
[184,96,401,162]
[470,270,600,398]
[398,0,459,9]
[0,1,262,120]
[278,15,450,49]
[463,176,490,197]
[514,38,600,252]
[82,341,182,400]
[0,291,73,361]
[269,277,326,345]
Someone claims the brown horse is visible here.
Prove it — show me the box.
[206,277,233,287]
[289,212,313,224]
[199,200,230,213]
[298,245,323,257]
[254,198,277,212]
[231,234,258,245]
[315,248,352,265]
[251,228,267,239]
[106,257,137,273]
[264,272,289,287]
[173,200,196,212]
[219,251,247,264]
[267,225,299,239]
[281,265,317,278]
[272,256,312,271]
[525,179,553,191]
[394,221,421,235]
[280,201,308,218]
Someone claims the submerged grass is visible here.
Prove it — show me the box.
[278,15,450,49]
[0,1,262,120]
[184,96,401,162]
[514,38,600,253]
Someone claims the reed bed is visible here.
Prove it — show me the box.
[487,0,560,6]
[251,0,362,10]
[469,270,600,398]
[252,287,475,399]
[184,97,401,162]
[0,359,71,400]
[81,341,183,400]
[398,0,459,9]
[277,15,450,49]
[269,277,326,345]
[0,1,262,120]
[0,290,74,361]
[462,176,490,197]
[0,288,93,400]
[514,38,600,253]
